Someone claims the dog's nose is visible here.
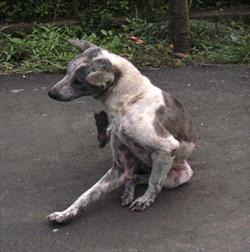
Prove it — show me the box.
[48,89,71,102]
[48,89,59,100]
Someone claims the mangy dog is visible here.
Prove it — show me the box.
[47,40,196,223]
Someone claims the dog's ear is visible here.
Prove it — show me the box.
[86,70,115,88]
[67,39,95,52]
[86,58,115,88]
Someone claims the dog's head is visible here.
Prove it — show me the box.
[48,40,120,101]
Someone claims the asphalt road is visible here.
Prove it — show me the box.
[0,65,249,252]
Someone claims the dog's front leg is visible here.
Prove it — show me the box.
[130,150,173,211]
[47,167,125,223]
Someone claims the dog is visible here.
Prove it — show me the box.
[47,40,196,223]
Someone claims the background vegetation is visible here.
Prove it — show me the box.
[0,0,248,23]
[0,0,249,73]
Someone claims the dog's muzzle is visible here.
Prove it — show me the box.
[48,89,65,101]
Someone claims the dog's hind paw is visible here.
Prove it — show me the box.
[129,196,154,212]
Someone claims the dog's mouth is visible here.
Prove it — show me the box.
[48,86,93,101]
[48,89,75,102]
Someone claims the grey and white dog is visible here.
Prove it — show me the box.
[47,40,196,223]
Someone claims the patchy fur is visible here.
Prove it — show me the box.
[47,40,197,223]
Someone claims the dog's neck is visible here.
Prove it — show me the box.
[99,51,155,116]
[101,71,153,116]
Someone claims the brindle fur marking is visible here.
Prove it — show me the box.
[154,91,196,142]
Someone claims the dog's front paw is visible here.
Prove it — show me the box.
[47,211,67,223]
[46,208,78,224]
[129,196,154,212]
[121,192,134,207]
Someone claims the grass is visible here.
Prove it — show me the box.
[0,19,249,74]
[191,20,250,64]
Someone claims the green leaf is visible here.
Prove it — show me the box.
[101,29,108,36]
[9,38,22,44]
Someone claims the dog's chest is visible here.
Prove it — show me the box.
[112,118,152,166]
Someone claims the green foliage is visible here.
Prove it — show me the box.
[190,0,249,9]
[0,18,175,73]
[0,0,130,23]
[0,19,249,74]
[79,0,130,33]
[0,25,78,73]
[0,1,249,74]
[191,20,250,63]
[122,19,158,43]
[2,0,248,24]
[0,0,72,22]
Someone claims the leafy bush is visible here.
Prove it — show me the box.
[0,18,176,73]
[0,25,78,72]
[0,0,130,23]
[191,20,250,63]
[190,0,249,8]
[1,0,248,23]
[0,0,73,22]
[0,19,249,74]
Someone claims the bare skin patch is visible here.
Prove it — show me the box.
[164,160,193,189]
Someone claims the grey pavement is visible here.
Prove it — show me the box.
[0,65,249,252]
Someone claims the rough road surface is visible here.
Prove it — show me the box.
[1,66,249,252]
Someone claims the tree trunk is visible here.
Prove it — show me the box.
[168,0,191,53]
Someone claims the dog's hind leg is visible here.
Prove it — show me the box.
[163,141,195,189]
[164,160,193,189]
[47,167,125,223]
